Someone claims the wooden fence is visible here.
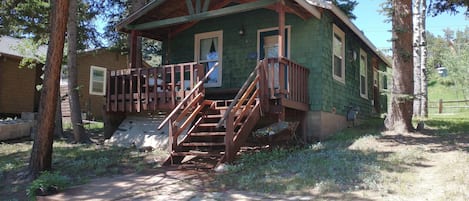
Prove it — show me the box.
[429,99,469,114]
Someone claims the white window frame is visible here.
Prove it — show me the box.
[194,30,223,87]
[256,25,292,60]
[89,66,107,96]
[359,49,368,99]
[332,24,345,83]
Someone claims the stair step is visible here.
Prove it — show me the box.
[172,151,223,157]
[181,142,225,147]
[191,132,226,136]
[204,114,223,118]
[198,123,220,127]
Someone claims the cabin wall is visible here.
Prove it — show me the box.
[161,8,389,139]
[76,50,128,121]
[164,9,320,90]
[0,57,39,115]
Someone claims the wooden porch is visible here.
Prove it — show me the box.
[106,57,309,165]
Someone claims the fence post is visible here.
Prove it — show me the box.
[439,99,443,114]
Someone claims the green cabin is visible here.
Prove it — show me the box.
[106,0,390,165]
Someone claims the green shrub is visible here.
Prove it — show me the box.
[26,171,70,200]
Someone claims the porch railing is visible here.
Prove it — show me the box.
[106,62,204,112]
[262,57,310,110]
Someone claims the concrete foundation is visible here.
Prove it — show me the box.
[0,119,34,141]
[105,114,188,150]
[305,111,348,140]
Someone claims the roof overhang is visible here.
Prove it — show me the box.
[117,0,391,66]
[305,0,391,66]
[116,0,321,40]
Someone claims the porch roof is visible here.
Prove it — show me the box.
[117,0,391,67]
[116,0,320,40]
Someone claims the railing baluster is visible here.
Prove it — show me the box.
[136,68,141,112]
[113,71,117,112]
[120,71,125,112]
[170,65,176,107]
[106,70,110,112]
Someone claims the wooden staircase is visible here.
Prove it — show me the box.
[158,63,263,168]
[163,98,261,167]
[152,58,309,168]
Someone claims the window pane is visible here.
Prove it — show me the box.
[361,76,366,94]
[333,34,342,57]
[334,56,342,77]
[92,81,104,93]
[200,37,218,60]
[93,70,104,78]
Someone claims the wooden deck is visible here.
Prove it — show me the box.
[106,62,203,112]
[106,57,309,166]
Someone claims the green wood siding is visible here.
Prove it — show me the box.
[163,8,388,118]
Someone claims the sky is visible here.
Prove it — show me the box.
[352,0,468,54]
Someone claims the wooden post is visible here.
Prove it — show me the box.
[130,30,138,68]
[439,99,443,114]
[168,119,176,153]
[225,111,235,163]
[136,69,141,112]
[106,70,111,112]
[277,2,285,58]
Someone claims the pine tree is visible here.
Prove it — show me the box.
[29,0,69,179]
[385,0,415,132]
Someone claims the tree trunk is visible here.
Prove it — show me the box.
[67,0,89,143]
[420,0,428,118]
[413,0,422,117]
[29,0,69,179]
[385,0,414,132]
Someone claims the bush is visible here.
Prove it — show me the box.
[26,171,70,200]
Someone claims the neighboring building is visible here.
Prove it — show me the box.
[106,0,391,165]
[0,36,45,117]
[73,49,129,121]
[0,36,129,120]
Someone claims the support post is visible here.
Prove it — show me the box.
[130,30,138,68]
[277,2,285,58]
[225,111,235,163]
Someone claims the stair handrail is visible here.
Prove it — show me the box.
[216,61,262,128]
[157,63,218,130]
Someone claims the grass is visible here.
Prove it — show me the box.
[425,114,469,135]
[0,122,164,200]
[217,115,469,197]
[217,118,387,194]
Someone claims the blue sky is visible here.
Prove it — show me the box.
[352,0,468,53]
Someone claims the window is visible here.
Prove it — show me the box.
[359,49,368,99]
[380,73,387,90]
[89,66,107,96]
[332,24,345,83]
[195,30,223,87]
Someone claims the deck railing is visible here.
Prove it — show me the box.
[262,57,310,110]
[106,62,203,112]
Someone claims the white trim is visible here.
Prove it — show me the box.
[328,4,391,67]
[332,24,345,84]
[89,66,107,96]
[359,48,368,99]
[293,0,322,19]
[256,25,292,60]
[194,30,223,87]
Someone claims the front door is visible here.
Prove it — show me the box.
[258,27,290,90]
[195,30,223,87]
[258,27,290,59]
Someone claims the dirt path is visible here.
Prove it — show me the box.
[366,132,469,201]
[40,131,469,201]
